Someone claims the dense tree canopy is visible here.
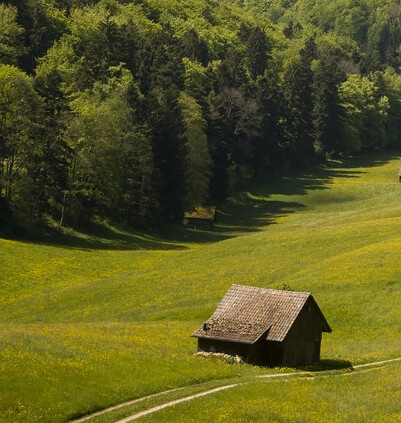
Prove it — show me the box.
[2,0,401,230]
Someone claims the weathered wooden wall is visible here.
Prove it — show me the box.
[185,218,214,231]
[281,297,323,366]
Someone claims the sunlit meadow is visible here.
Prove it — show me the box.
[1,151,401,422]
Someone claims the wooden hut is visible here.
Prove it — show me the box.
[183,206,216,231]
[192,284,332,367]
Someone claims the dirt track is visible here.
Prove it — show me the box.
[71,357,401,423]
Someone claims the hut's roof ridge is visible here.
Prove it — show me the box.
[192,284,331,344]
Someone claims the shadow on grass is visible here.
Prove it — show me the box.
[336,150,401,169]
[217,150,401,233]
[2,151,400,249]
[54,222,189,251]
[216,199,306,233]
[299,359,354,372]
[0,220,185,251]
[1,217,233,251]
[161,223,232,245]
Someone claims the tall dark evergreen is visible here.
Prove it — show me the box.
[255,69,284,175]
[145,26,185,221]
[282,37,317,165]
[378,15,401,67]
[217,49,247,89]
[148,88,184,222]
[312,48,346,156]
[240,25,271,80]
[118,20,142,77]
[180,28,209,66]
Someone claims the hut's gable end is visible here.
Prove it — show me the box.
[281,298,328,366]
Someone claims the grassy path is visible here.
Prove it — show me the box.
[70,356,401,423]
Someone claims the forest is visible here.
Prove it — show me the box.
[1,0,401,230]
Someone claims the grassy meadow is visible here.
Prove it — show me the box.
[1,151,401,422]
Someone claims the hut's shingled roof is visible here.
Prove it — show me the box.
[192,284,331,344]
[184,206,216,220]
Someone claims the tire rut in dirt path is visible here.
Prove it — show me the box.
[113,384,239,423]
[70,387,186,423]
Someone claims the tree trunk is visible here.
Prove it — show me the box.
[59,191,67,227]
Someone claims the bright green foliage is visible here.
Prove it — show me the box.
[0,65,41,215]
[382,68,401,145]
[182,57,208,97]
[66,66,154,224]
[35,35,78,94]
[340,74,376,153]
[68,73,129,214]
[0,4,25,65]
[340,73,391,154]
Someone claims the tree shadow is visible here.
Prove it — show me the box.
[335,150,401,169]
[160,223,233,244]
[0,220,189,251]
[1,216,234,251]
[55,223,189,251]
[2,151,399,250]
[216,199,306,233]
[216,151,400,233]
[299,358,354,372]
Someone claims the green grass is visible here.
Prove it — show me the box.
[1,151,401,422]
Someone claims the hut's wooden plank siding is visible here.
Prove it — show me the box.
[281,298,324,366]
[192,284,331,367]
[185,217,214,231]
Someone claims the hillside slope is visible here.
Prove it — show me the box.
[1,152,401,422]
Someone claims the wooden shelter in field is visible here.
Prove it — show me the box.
[183,206,216,231]
[192,284,332,367]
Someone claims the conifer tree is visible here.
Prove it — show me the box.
[282,37,316,165]
[179,92,212,208]
[312,48,346,156]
